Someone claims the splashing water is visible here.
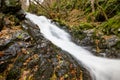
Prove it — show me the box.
[26,13,120,80]
[26,0,44,5]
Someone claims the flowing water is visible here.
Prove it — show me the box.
[26,13,120,80]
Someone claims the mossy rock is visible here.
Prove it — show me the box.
[71,23,94,40]
[6,68,21,80]
[1,0,21,13]
[71,23,93,33]
[115,41,120,49]
[5,0,20,7]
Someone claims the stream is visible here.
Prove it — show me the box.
[26,13,120,80]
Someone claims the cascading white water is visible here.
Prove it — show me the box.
[26,13,120,80]
[25,0,44,6]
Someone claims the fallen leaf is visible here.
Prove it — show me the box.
[0,51,4,57]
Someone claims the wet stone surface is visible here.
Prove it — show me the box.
[0,17,91,80]
[71,28,120,58]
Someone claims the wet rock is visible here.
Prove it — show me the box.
[0,17,92,80]
[6,67,21,80]
[83,29,95,37]
[22,20,40,41]
[16,10,26,20]
[71,27,120,58]
[0,0,26,21]
[1,0,21,13]
[0,62,8,73]
[101,35,120,48]
[3,43,21,59]
[15,30,31,41]
[0,38,13,51]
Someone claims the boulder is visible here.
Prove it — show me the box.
[0,0,21,13]
[0,0,26,20]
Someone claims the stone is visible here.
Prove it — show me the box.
[0,0,26,20]
[16,10,26,20]
[102,35,120,48]
[1,0,21,13]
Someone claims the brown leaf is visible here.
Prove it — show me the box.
[0,51,4,57]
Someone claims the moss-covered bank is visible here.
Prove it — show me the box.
[28,0,120,57]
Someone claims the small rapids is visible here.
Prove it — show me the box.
[26,13,120,80]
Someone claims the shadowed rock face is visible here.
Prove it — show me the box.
[0,0,21,13]
[0,0,25,20]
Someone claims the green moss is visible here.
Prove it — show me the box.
[79,23,93,30]
[28,3,38,14]
[5,0,20,6]
[71,22,93,33]
[115,41,120,49]
[104,0,120,18]
[98,13,120,37]
[70,23,93,39]
[6,68,20,80]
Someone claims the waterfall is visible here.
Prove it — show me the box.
[26,13,120,80]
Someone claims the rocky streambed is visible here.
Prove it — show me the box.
[0,0,120,79]
[70,27,120,58]
[0,13,92,80]
[0,12,120,80]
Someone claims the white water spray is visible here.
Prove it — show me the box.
[25,0,44,6]
[26,13,120,80]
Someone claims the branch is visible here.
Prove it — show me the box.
[96,0,108,20]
